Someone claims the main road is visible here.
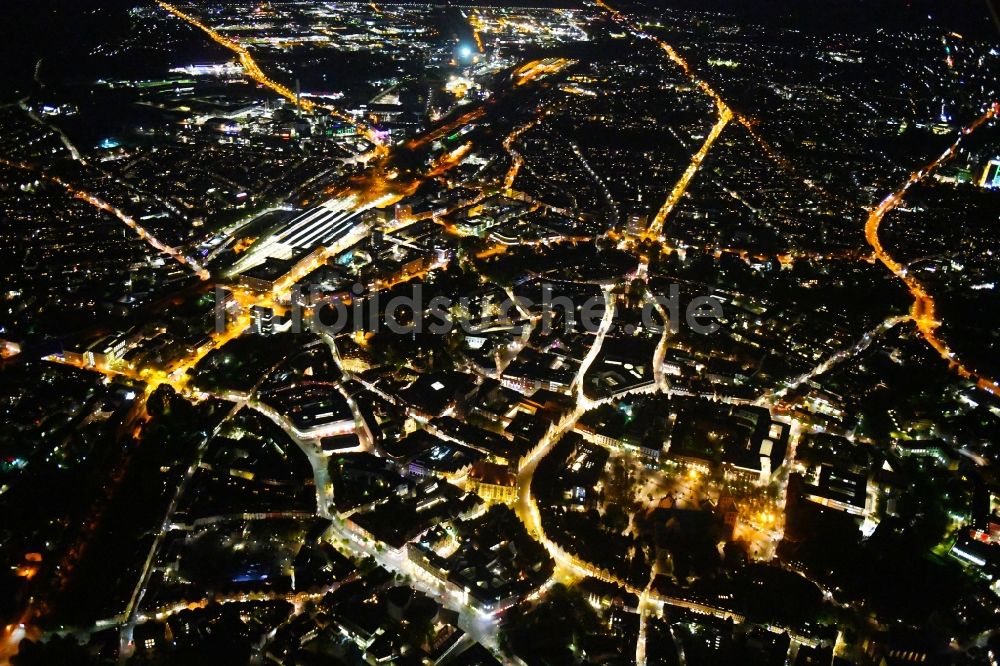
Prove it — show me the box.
[864,102,1000,398]
[593,0,832,200]
[156,2,387,153]
[646,103,733,239]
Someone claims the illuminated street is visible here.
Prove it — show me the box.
[3,1,1000,664]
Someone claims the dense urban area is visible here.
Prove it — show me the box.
[1,0,1000,664]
